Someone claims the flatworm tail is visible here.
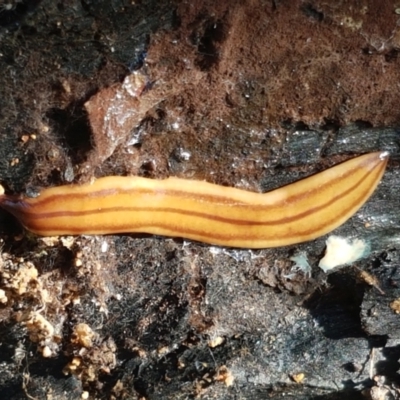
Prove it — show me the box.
[0,152,389,248]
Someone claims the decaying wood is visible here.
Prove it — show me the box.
[0,1,400,399]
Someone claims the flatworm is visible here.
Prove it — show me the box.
[0,152,388,248]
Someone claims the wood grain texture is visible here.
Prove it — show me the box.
[0,152,388,248]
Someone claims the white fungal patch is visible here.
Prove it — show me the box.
[319,235,370,272]
[290,252,312,277]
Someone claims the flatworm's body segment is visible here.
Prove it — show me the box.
[0,152,388,248]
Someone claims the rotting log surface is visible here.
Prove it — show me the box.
[0,1,400,399]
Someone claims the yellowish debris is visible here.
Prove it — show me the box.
[390,298,400,314]
[8,262,38,295]
[25,312,55,342]
[215,366,234,387]
[208,336,225,348]
[71,323,96,348]
[291,372,305,383]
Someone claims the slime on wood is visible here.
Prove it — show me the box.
[0,152,389,248]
